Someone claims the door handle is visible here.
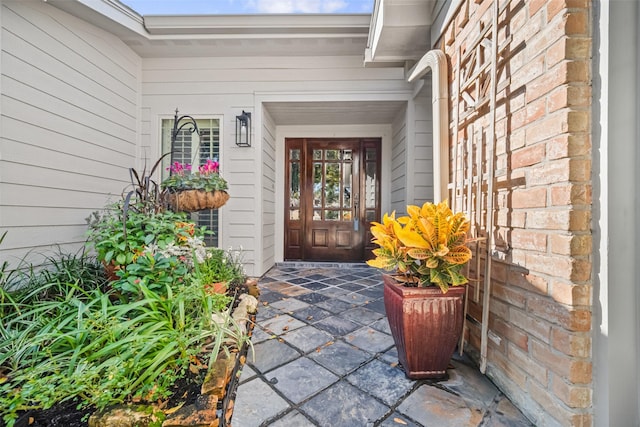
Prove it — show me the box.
[354,195,359,231]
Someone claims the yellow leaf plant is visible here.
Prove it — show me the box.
[367,201,472,293]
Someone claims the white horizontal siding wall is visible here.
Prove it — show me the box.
[141,55,410,275]
[260,107,276,274]
[412,81,434,204]
[391,106,408,214]
[0,0,140,267]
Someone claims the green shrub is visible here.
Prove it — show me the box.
[0,252,248,427]
[194,248,246,287]
[85,204,202,268]
[112,252,189,298]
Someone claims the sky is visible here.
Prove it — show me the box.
[120,0,373,15]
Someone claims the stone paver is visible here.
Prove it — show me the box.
[268,357,339,404]
[397,385,485,426]
[345,326,395,353]
[346,358,415,406]
[341,306,385,326]
[336,291,371,305]
[363,297,387,314]
[308,340,371,376]
[442,357,501,410]
[251,338,300,373]
[482,398,536,426]
[316,297,354,313]
[301,380,389,426]
[232,378,289,427]
[314,315,360,336]
[233,264,534,427]
[268,410,316,427]
[269,297,310,313]
[260,313,306,335]
[290,305,332,323]
[238,364,257,383]
[369,317,392,334]
[249,326,272,344]
[281,325,333,353]
[380,412,422,427]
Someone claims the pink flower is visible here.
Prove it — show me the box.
[198,159,219,175]
[167,162,191,176]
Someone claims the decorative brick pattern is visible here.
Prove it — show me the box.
[441,0,592,425]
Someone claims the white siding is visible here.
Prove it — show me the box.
[260,108,276,274]
[391,106,408,214]
[140,55,410,275]
[0,0,140,266]
[412,81,434,203]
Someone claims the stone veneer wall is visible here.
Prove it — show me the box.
[436,0,592,425]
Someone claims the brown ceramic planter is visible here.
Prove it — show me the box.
[383,274,465,379]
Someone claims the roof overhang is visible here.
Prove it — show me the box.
[364,0,439,67]
[45,0,371,58]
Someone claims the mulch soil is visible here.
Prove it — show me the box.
[7,368,204,427]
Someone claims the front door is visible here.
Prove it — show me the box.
[285,138,381,262]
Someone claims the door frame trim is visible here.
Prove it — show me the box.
[274,125,393,264]
[283,137,381,262]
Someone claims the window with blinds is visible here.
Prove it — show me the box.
[161,118,221,247]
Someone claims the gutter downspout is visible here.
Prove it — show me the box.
[407,49,449,203]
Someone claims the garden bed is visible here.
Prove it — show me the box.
[4,280,258,427]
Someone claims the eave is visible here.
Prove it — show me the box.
[365,0,439,67]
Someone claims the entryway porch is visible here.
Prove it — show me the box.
[232,263,533,426]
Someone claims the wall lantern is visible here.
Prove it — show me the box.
[235,110,251,147]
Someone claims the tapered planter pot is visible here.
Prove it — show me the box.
[383,274,465,379]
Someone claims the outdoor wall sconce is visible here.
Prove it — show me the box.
[235,110,251,147]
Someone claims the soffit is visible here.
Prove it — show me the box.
[365,0,438,66]
[264,101,406,126]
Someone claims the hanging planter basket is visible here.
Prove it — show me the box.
[169,189,229,212]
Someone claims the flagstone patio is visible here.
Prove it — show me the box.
[232,264,534,426]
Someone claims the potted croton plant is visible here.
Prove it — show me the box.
[367,200,472,379]
[162,159,229,212]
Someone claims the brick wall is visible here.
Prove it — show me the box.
[437,0,592,425]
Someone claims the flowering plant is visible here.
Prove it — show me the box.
[162,159,228,192]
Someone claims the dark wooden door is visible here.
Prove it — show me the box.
[285,138,381,262]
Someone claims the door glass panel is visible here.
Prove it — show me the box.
[365,159,377,209]
[366,211,376,221]
[313,163,322,208]
[289,149,301,221]
[365,147,377,161]
[325,210,340,220]
[325,163,340,208]
[308,146,361,223]
[342,163,352,208]
[326,150,339,160]
[290,162,300,207]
